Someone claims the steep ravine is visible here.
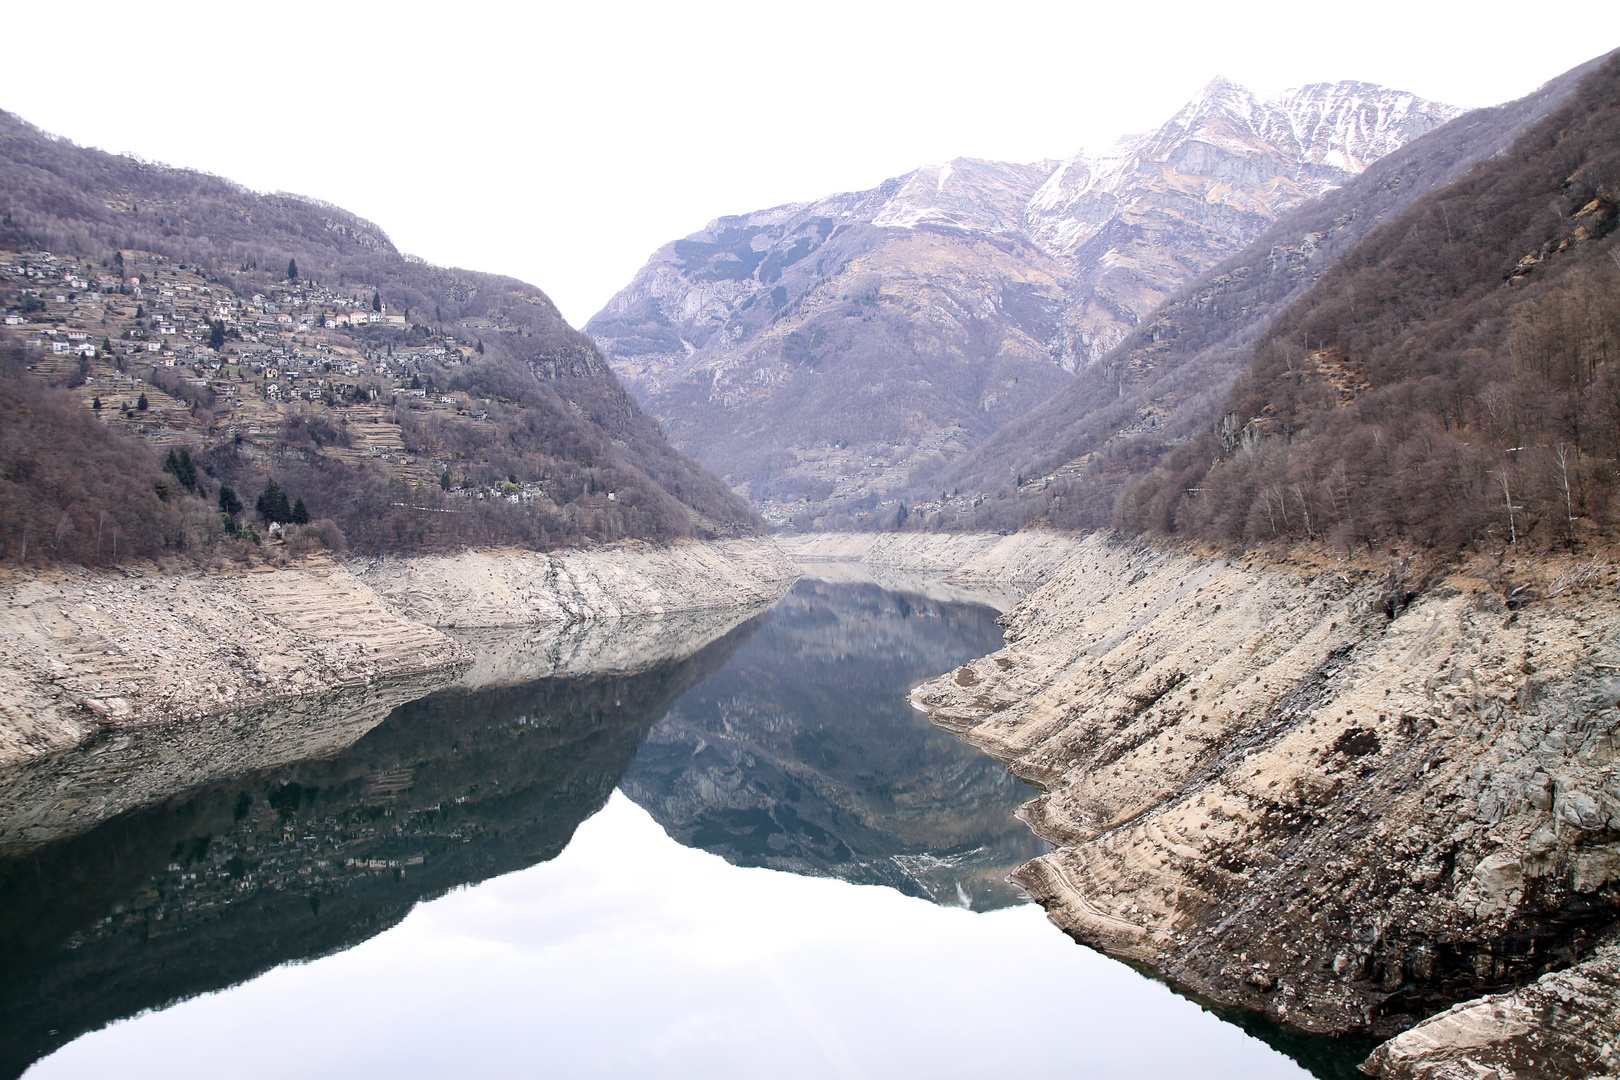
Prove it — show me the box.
[875,532,1619,1077]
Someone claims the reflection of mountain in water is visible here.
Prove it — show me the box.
[0,580,1050,1079]
[622,578,1047,909]
[0,619,759,1080]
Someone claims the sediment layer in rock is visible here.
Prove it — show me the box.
[446,601,774,689]
[906,533,1619,1056]
[351,538,799,628]
[0,538,800,767]
[0,558,467,766]
[778,530,1087,597]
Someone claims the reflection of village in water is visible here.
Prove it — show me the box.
[0,579,1039,1079]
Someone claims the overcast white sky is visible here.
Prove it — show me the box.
[4,2,1608,326]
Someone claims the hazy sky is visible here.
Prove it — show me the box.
[4,2,1607,326]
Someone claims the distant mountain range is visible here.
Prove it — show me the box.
[588,79,1460,524]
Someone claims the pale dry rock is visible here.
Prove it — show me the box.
[0,539,799,768]
[813,529,1620,1076]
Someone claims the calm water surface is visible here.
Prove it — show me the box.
[1,579,1343,1079]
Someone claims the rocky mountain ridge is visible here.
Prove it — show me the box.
[588,80,1457,521]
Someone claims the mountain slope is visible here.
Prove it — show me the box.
[1120,52,1620,552]
[911,52,1610,534]
[0,110,760,562]
[1026,79,1458,367]
[589,81,1456,523]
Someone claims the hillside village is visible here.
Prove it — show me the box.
[0,248,541,497]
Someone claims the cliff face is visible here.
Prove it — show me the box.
[350,537,798,628]
[0,558,467,766]
[900,533,1619,1068]
[588,82,1455,520]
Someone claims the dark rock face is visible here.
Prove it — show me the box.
[588,83,1456,524]
[1362,944,1620,1078]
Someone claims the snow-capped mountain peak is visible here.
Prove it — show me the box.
[1025,78,1460,260]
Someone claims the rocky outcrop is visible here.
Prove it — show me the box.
[1361,945,1620,1077]
[778,529,1088,602]
[908,533,1620,1066]
[0,539,799,767]
[445,602,776,688]
[0,558,467,766]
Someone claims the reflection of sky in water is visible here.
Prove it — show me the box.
[29,793,1307,1080]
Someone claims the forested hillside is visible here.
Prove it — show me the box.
[0,111,760,565]
[898,51,1611,540]
[1119,54,1620,553]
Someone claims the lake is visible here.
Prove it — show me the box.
[1,577,1347,1079]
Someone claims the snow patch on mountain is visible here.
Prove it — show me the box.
[1024,78,1460,258]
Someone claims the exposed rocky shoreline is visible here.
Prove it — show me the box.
[811,530,1619,1078]
[0,538,798,769]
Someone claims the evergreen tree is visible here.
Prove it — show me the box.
[291,496,310,525]
[287,258,298,281]
[209,319,226,350]
[136,392,148,411]
[218,484,243,520]
[475,339,484,354]
[371,290,381,312]
[255,477,292,523]
[92,396,101,411]
[163,446,198,493]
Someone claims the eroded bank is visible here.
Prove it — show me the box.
[0,538,798,767]
[815,529,1620,1077]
